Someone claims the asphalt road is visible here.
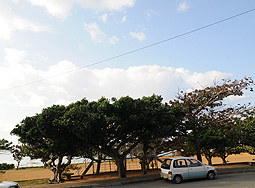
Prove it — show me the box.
[112,172,255,188]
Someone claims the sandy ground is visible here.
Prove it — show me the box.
[0,153,254,182]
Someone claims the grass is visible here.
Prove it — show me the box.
[17,178,49,186]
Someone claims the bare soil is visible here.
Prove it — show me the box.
[0,153,254,182]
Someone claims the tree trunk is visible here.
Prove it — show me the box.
[205,155,212,165]
[193,132,202,162]
[47,155,72,183]
[203,150,213,165]
[96,159,101,174]
[221,156,227,164]
[141,142,149,175]
[115,156,126,178]
[16,161,20,170]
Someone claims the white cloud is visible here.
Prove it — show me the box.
[109,35,119,45]
[121,16,127,23]
[78,0,136,11]
[83,22,105,43]
[177,1,190,12]
[130,32,146,42]
[0,1,50,40]
[101,13,108,23]
[28,0,74,20]
[0,49,234,107]
[175,68,232,90]
[28,0,136,19]
[0,49,246,143]
[226,95,250,101]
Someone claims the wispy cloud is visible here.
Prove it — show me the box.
[101,13,108,23]
[121,16,127,23]
[0,1,50,40]
[177,1,190,12]
[83,22,106,43]
[28,0,136,19]
[130,32,146,42]
[109,35,119,45]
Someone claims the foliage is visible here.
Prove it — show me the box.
[238,108,255,148]
[62,94,177,178]
[0,163,15,170]
[11,105,87,183]
[12,145,26,170]
[0,138,12,151]
[169,77,254,162]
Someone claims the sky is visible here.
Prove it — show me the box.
[0,0,255,144]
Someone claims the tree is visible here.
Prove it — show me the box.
[169,77,254,162]
[134,95,178,174]
[22,145,51,168]
[11,105,87,183]
[0,138,12,152]
[12,145,26,170]
[63,95,177,178]
[238,108,255,149]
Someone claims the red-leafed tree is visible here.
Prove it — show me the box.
[169,77,254,162]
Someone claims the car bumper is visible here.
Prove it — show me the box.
[160,172,173,180]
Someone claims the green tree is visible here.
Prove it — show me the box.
[63,95,177,178]
[0,138,12,152]
[12,145,26,170]
[238,108,255,149]
[169,78,254,162]
[11,105,86,183]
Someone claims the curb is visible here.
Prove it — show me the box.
[22,166,255,188]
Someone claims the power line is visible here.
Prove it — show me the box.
[1,8,255,93]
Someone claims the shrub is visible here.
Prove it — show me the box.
[0,163,15,170]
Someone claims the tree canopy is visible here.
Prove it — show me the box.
[62,94,178,177]
[169,77,254,161]
[11,105,87,183]
[0,138,12,151]
[10,78,255,181]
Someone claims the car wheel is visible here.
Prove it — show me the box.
[207,171,215,180]
[173,175,182,184]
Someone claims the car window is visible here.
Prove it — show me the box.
[161,159,172,169]
[186,159,202,167]
[173,159,187,168]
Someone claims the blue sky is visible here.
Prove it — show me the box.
[0,0,255,143]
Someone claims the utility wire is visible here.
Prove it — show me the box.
[1,8,255,93]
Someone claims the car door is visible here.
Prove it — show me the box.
[186,158,206,179]
[172,159,189,180]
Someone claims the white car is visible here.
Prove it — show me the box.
[160,157,217,184]
[0,181,20,188]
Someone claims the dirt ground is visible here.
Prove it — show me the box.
[0,153,254,182]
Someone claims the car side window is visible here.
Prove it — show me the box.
[186,159,202,167]
[173,159,187,168]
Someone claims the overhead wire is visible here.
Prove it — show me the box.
[1,8,255,93]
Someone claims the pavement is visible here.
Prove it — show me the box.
[22,163,255,188]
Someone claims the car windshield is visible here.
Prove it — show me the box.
[161,159,172,169]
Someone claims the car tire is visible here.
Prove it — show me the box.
[207,171,215,180]
[173,175,182,184]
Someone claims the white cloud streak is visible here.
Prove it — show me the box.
[177,1,190,12]
[83,22,106,43]
[28,0,136,19]
[121,16,127,23]
[109,35,119,45]
[0,1,50,40]
[130,32,146,42]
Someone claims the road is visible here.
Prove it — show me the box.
[112,172,255,188]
